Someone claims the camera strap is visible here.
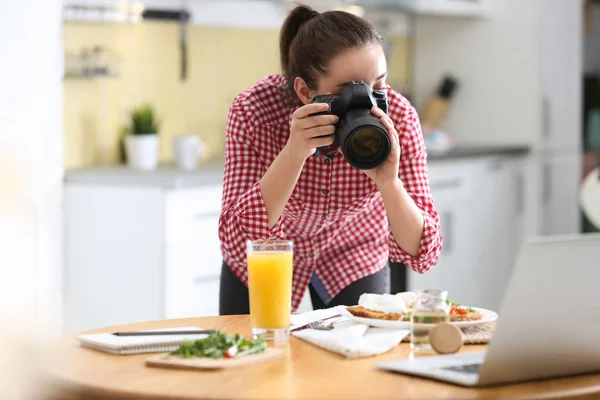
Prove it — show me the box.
[315,143,338,160]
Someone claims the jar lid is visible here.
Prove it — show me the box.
[429,322,464,354]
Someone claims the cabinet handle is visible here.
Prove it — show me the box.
[542,96,550,139]
[430,178,462,190]
[516,171,524,216]
[441,211,453,254]
[542,164,552,234]
[543,164,551,206]
[193,274,221,284]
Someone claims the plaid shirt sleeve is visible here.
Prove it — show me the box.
[218,100,285,268]
[388,102,442,273]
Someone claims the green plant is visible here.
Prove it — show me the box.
[125,104,159,135]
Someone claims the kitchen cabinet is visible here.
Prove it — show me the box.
[408,155,524,311]
[537,0,582,235]
[509,158,529,254]
[413,0,582,151]
[347,0,490,17]
[413,0,583,240]
[540,0,582,152]
[471,157,519,310]
[408,160,475,303]
[64,165,224,334]
[164,187,223,319]
[541,154,582,236]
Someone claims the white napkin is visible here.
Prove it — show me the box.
[290,306,409,359]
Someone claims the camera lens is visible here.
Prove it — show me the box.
[343,124,390,169]
[339,109,391,169]
[347,127,384,159]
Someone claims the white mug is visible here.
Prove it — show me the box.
[173,134,204,171]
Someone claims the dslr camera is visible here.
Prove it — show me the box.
[311,81,391,170]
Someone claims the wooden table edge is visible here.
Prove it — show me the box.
[39,315,600,400]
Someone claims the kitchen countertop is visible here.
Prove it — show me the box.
[428,145,530,161]
[65,161,225,189]
[64,146,530,189]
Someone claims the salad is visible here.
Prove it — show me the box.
[446,299,476,316]
[170,331,266,359]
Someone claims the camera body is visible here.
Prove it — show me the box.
[310,81,391,170]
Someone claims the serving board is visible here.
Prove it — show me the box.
[145,348,285,370]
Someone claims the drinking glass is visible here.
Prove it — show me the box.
[247,239,293,341]
[410,289,450,353]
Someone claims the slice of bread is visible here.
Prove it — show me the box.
[346,305,403,321]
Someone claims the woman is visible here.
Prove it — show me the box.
[218,4,442,314]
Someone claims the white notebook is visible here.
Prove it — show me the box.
[77,327,211,355]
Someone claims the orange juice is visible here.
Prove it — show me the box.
[247,251,293,330]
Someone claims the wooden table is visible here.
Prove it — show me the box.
[40,315,600,400]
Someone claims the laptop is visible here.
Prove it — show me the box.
[376,233,600,387]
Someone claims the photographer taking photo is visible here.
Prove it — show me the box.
[218,4,442,314]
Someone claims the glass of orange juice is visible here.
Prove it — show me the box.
[247,239,293,342]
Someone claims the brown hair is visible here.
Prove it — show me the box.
[279,4,383,99]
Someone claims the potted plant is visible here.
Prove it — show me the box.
[123,104,160,170]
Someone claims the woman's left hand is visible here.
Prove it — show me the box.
[362,106,401,186]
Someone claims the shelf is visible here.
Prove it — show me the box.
[344,0,490,18]
[63,72,119,80]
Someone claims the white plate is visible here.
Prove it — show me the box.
[339,307,498,329]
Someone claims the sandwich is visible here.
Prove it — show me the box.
[346,292,414,321]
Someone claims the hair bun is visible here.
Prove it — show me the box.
[279,4,382,101]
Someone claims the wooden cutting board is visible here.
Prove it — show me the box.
[145,348,285,370]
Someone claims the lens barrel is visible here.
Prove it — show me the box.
[339,109,391,170]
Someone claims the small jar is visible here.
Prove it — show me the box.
[410,289,450,353]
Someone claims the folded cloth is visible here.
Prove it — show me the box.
[290,306,409,359]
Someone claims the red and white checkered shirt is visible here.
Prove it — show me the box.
[219,74,442,311]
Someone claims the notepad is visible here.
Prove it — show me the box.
[77,327,210,355]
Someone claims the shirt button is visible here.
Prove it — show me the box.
[322,189,328,195]
[321,215,326,221]
[308,252,314,257]
[324,158,330,165]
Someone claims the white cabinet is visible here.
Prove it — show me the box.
[413,0,582,151]
[408,156,524,311]
[412,0,583,243]
[348,0,490,17]
[541,154,582,236]
[164,242,222,319]
[509,159,529,253]
[540,0,582,152]
[164,187,223,319]
[409,161,476,302]
[64,167,223,334]
[471,157,519,310]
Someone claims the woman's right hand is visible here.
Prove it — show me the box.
[285,103,339,162]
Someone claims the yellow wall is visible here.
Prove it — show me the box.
[63,22,410,168]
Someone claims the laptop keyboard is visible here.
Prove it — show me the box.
[441,363,482,375]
